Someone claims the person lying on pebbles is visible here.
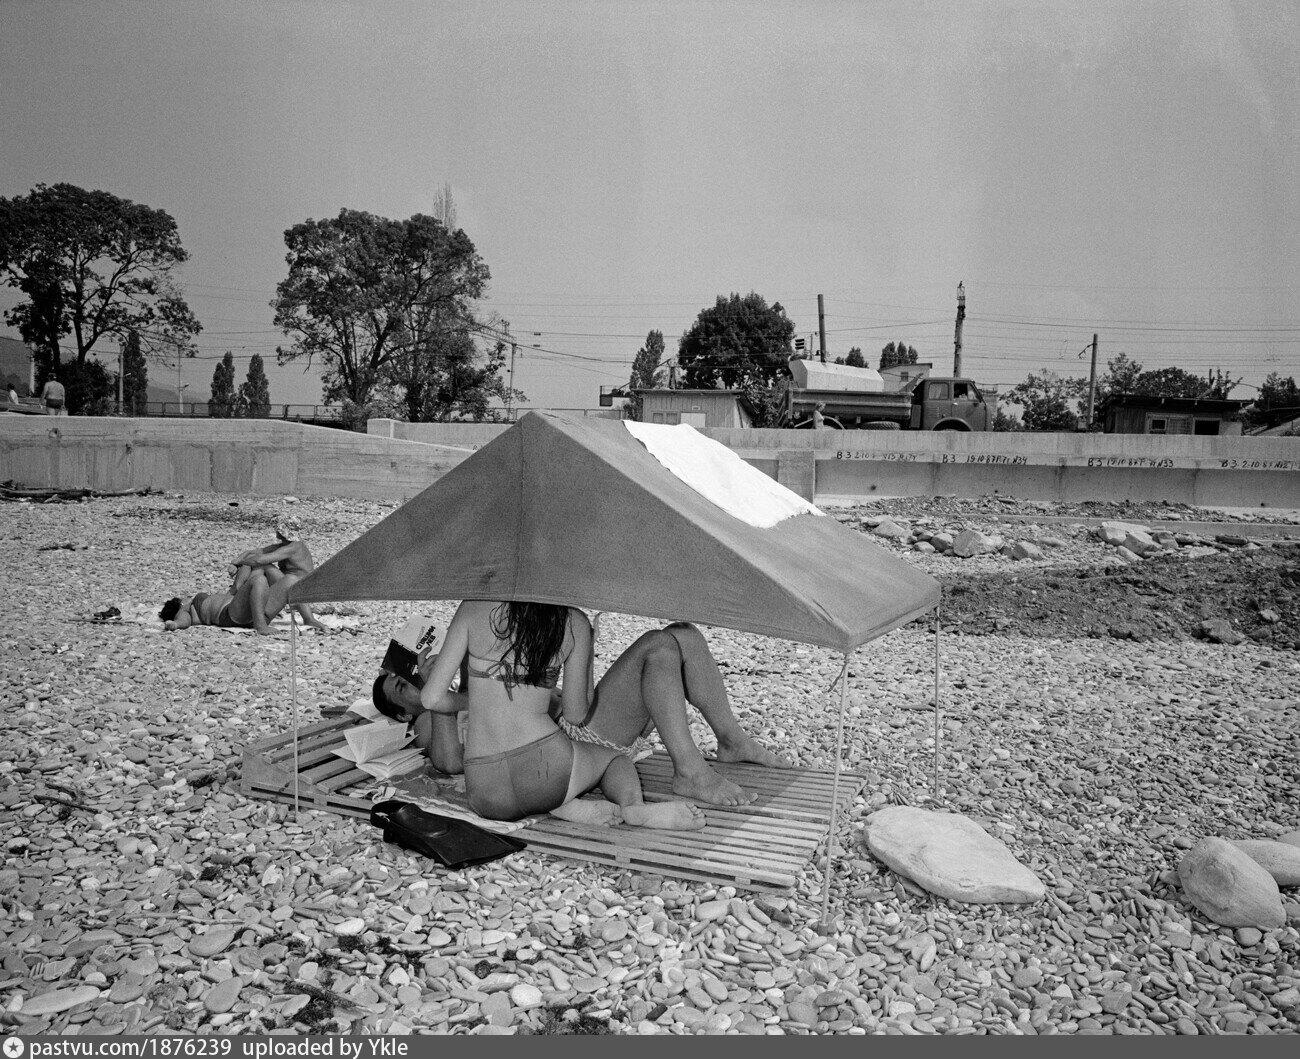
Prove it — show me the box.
[159,535,327,634]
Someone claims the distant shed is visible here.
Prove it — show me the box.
[1099,394,1251,436]
[634,388,755,429]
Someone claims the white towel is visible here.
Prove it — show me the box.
[625,420,824,528]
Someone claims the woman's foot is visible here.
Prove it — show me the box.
[672,765,755,807]
[622,800,706,830]
[550,799,622,826]
[715,733,793,769]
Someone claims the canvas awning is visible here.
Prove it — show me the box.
[288,411,940,652]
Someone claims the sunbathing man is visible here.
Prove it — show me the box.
[159,535,327,634]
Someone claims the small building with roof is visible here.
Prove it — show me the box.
[1098,394,1251,436]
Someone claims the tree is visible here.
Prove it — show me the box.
[431,183,457,230]
[0,183,201,386]
[1098,353,1142,400]
[676,292,794,390]
[1004,371,1086,431]
[389,326,519,423]
[272,208,490,408]
[237,353,271,417]
[121,329,148,415]
[741,376,790,428]
[1129,366,1221,399]
[629,329,666,390]
[844,347,866,368]
[993,407,1023,431]
[1238,371,1298,431]
[624,329,666,421]
[879,341,918,370]
[62,359,114,416]
[210,352,237,418]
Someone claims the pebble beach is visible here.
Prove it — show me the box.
[2,491,1298,1035]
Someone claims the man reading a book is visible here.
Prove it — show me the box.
[372,670,468,776]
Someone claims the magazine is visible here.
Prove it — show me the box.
[333,717,425,781]
[380,616,445,689]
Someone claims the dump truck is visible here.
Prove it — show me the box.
[782,358,997,431]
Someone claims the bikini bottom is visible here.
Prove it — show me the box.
[463,729,573,820]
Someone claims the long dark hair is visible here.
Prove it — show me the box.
[490,601,568,686]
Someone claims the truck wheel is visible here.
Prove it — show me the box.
[862,420,901,430]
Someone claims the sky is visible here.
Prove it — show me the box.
[2,0,1298,413]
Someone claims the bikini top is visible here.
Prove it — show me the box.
[465,650,561,691]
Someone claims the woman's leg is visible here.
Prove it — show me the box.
[549,741,703,829]
[587,629,755,806]
[595,753,705,830]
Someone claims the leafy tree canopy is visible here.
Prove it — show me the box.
[0,183,201,385]
[387,325,520,423]
[843,347,866,368]
[879,341,918,370]
[677,292,793,390]
[272,208,490,407]
[1004,371,1086,431]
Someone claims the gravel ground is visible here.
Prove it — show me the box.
[1,490,1298,1036]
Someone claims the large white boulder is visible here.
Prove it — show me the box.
[1227,839,1300,887]
[864,806,1045,904]
[1179,837,1285,928]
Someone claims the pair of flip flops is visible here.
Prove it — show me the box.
[370,799,526,869]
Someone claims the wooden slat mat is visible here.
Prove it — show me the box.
[518,751,867,892]
[240,720,865,892]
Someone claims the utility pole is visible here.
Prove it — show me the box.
[175,350,183,415]
[117,338,124,414]
[1086,333,1099,429]
[953,281,966,376]
[817,294,827,363]
[506,338,517,421]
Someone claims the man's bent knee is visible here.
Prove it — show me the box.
[640,628,685,667]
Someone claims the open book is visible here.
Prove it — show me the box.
[334,712,425,781]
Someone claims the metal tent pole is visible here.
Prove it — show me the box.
[290,617,300,815]
[819,651,852,929]
[932,601,941,802]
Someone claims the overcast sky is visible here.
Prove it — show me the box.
[2,0,1297,410]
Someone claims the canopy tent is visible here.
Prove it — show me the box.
[287,411,939,649]
[284,411,943,918]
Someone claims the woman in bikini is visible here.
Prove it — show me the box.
[417,600,790,829]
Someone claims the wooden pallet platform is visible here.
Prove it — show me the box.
[240,715,866,893]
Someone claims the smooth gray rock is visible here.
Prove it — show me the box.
[871,518,909,539]
[864,806,1045,904]
[1179,837,1285,928]
[1199,618,1246,645]
[951,529,995,558]
[1228,839,1300,887]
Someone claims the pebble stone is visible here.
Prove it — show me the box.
[2,492,1298,1037]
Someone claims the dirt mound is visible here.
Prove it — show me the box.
[928,546,1300,648]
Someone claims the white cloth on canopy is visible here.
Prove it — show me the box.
[624,420,824,529]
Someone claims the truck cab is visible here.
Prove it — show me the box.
[911,377,996,431]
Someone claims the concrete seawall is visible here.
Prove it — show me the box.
[3,414,1298,507]
[0,417,468,502]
